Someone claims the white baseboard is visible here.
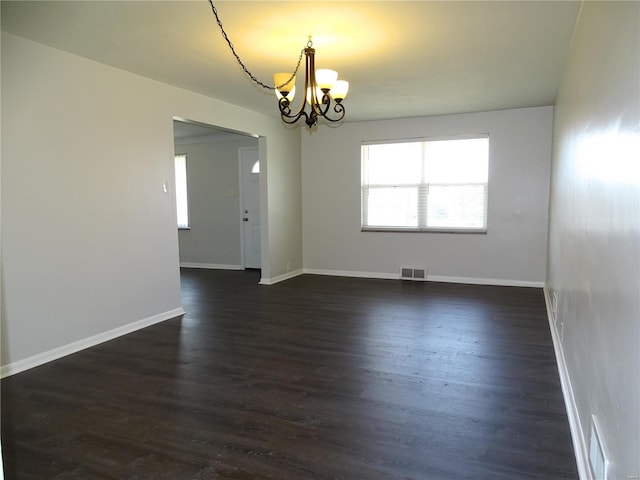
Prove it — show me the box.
[180,262,242,270]
[259,269,304,285]
[303,268,397,280]
[428,275,544,288]
[543,287,591,480]
[179,265,542,288]
[0,307,185,378]
[303,268,543,287]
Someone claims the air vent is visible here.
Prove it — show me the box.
[400,266,427,281]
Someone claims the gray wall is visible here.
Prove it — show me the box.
[175,137,258,268]
[302,106,553,285]
[547,2,639,478]
[1,32,302,372]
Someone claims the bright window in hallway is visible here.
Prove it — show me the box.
[175,154,189,229]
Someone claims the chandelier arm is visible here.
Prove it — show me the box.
[312,93,332,117]
[277,98,292,116]
[328,102,346,122]
[311,100,344,123]
[278,101,312,126]
[278,98,297,121]
[207,0,304,90]
[277,97,310,126]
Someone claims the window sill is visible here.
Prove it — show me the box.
[361,227,487,234]
[178,227,191,231]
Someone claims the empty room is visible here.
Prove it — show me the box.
[1,1,638,479]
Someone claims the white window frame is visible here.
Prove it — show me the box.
[175,154,190,229]
[361,135,489,233]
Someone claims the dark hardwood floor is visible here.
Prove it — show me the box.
[2,269,578,479]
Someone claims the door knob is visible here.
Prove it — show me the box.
[243,217,249,222]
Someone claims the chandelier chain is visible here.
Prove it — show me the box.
[207,0,304,91]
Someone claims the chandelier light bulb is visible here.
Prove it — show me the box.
[330,80,349,102]
[273,73,296,99]
[306,86,325,105]
[315,69,338,91]
[276,85,296,101]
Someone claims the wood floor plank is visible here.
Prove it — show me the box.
[2,269,578,479]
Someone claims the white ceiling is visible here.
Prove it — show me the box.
[1,1,581,123]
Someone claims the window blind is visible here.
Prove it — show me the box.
[361,137,489,232]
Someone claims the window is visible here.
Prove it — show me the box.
[361,136,489,232]
[174,154,189,229]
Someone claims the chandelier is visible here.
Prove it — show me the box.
[273,38,349,128]
[208,1,349,128]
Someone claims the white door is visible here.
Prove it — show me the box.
[240,147,261,269]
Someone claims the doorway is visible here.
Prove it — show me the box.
[172,119,261,271]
